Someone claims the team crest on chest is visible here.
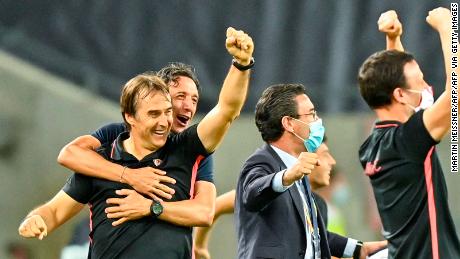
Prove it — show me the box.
[153,159,162,166]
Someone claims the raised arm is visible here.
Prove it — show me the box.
[197,27,254,153]
[18,191,84,239]
[378,10,404,51]
[423,7,457,141]
[105,180,216,227]
[58,135,175,200]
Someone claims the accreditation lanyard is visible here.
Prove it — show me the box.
[301,177,321,259]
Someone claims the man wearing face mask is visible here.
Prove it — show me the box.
[195,138,386,259]
[235,84,386,259]
[358,9,460,259]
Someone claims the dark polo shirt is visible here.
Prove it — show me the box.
[359,111,460,259]
[63,124,209,259]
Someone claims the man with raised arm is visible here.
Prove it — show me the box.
[358,8,460,259]
[18,27,254,258]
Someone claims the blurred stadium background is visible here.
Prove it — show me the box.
[0,1,457,258]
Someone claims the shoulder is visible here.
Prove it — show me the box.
[168,124,199,144]
[243,145,280,170]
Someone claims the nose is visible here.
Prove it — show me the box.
[330,155,337,166]
[182,97,194,112]
[158,112,172,128]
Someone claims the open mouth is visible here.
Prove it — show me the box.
[176,114,190,125]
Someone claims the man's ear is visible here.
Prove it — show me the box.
[124,113,136,128]
[281,116,294,133]
[392,87,407,104]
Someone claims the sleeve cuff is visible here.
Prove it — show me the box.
[343,238,358,258]
[271,170,293,192]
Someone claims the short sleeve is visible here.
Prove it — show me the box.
[196,156,214,183]
[175,124,209,157]
[91,123,126,145]
[62,173,93,204]
[397,110,439,161]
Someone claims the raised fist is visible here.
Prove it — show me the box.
[283,152,318,186]
[426,7,451,32]
[378,10,403,39]
[226,27,254,65]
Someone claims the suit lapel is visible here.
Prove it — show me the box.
[264,144,307,230]
[288,185,307,230]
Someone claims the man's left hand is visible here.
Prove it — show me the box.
[105,189,152,226]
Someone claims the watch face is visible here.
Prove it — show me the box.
[151,201,163,216]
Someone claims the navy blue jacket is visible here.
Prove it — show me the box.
[236,144,347,259]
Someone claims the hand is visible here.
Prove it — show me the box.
[18,215,48,240]
[282,152,318,186]
[105,189,153,226]
[360,240,388,259]
[194,246,211,259]
[123,167,176,201]
[426,7,451,32]
[378,10,402,39]
[226,27,254,65]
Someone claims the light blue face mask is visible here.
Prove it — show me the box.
[291,118,325,152]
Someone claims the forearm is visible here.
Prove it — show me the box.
[386,36,404,51]
[242,173,283,212]
[24,191,84,234]
[194,225,212,249]
[438,26,456,91]
[193,189,234,251]
[216,65,251,121]
[160,200,215,227]
[58,144,124,182]
[160,182,216,227]
[214,189,235,218]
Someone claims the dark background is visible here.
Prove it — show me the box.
[0,0,452,113]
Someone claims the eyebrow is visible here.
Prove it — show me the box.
[174,91,199,98]
[148,106,173,112]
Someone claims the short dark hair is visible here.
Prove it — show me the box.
[156,62,200,92]
[255,84,306,142]
[358,50,415,109]
[120,74,169,130]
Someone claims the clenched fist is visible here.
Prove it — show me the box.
[18,215,48,240]
[226,27,254,65]
[426,7,451,32]
[378,10,403,39]
[282,152,318,186]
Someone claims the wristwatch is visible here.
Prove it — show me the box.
[353,240,363,259]
[232,57,255,71]
[150,200,163,218]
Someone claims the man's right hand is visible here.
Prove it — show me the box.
[18,215,48,240]
[123,167,176,201]
[378,10,402,39]
[282,152,318,186]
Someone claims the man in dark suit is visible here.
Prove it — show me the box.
[235,84,386,259]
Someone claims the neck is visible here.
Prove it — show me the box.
[123,135,158,161]
[270,134,304,158]
[374,103,412,123]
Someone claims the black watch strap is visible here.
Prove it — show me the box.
[232,57,255,71]
[353,240,363,259]
[150,200,163,218]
